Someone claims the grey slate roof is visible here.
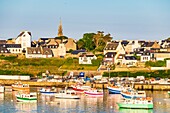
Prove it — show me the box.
[105,42,119,50]
[0,44,21,48]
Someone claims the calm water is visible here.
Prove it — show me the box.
[0,87,170,113]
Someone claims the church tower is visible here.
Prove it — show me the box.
[58,19,63,37]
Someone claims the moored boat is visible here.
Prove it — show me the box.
[16,92,37,102]
[107,86,122,94]
[84,88,103,96]
[39,87,57,95]
[55,89,80,99]
[12,82,30,91]
[117,97,153,109]
[121,90,146,99]
[71,84,91,93]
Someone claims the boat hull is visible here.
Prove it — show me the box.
[16,97,37,102]
[84,91,103,96]
[107,87,121,94]
[40,91,56,95]
[117,103,153,109]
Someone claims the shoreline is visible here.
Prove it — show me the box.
[1,79,170,91]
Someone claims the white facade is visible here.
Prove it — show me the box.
[26,54,52,58]
[8,48,22,54]
[79,55,97,64]
[140,55,151,62]
[15,31,32,50]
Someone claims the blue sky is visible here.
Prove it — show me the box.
[0,0,170,40]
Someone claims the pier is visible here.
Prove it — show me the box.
[1,79,170,91]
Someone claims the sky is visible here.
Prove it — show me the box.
[0,0,170,41]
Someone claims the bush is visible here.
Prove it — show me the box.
[103,70,170,78]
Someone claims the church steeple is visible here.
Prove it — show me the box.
[58,19,63,37]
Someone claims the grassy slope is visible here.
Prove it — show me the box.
[0,55,101,76]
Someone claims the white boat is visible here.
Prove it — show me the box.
[121,90,146,99]
[117,97,153,109]
[55,89,80,99]
[16,92,37,102]
[39,87,57,95]
[0,85,5,93]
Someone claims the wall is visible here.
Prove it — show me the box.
[0,75,30,80]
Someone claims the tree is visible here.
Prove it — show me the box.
[77,33,96,51]
[93,31,104,48]
[93,31,112,52]
[77,39,85,49]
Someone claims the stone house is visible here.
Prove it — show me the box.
[26,47,52,58]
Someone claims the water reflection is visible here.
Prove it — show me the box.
[1,88,170,113]
[15,102,37,113]
[119,108,153,113]
[0,93,4,100]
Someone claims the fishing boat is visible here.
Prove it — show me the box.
[84,88,103,96]
[107,85,122,94]
[121,90,146,99]
[55,89,80,99]
[117,97,153,109]
[0,85,5,93]
[16,92,37,102]
[12,82,30,91]
[71,84,91,93]
[39,87,57,95]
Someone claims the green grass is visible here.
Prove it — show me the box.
[0,56,101,76]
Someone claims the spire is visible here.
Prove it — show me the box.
[58,19,63,37]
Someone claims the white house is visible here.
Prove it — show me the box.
[104,41,125,64]
[0,44,22,54]
[79,54,97,64]
[140,51,151,62]
[122,56,137,67]
[15,31,32,51]
[104,41,125,55]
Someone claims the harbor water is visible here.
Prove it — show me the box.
[0,87,170,113]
